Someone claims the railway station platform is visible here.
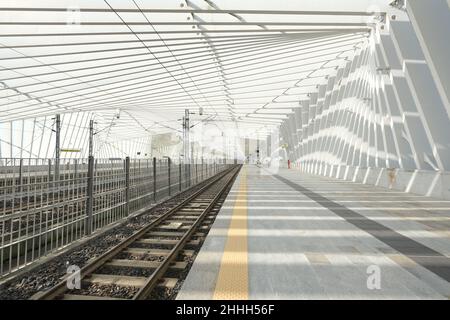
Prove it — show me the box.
[177,165,450,299]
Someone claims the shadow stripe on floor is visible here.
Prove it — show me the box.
[272,173,450,283]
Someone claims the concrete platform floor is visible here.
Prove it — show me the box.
[177,165,450,299]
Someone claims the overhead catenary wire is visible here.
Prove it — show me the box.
[103,0,216,118]
[131,0,224,128]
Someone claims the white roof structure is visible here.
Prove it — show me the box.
[0,0,392,157]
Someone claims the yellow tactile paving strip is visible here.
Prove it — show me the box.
[213,167,249,300]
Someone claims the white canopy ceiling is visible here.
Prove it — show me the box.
[0,0,391,141]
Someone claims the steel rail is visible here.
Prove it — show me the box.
[0,171,175,220]
[34,165,239,300]
[0,160,227,277]
[72,48,349,101]
[133,165,240,299]
[100,93,313,108]
[105,0,206,125]
[0,56,341,117]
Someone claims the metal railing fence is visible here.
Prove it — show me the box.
[0,156,231,278]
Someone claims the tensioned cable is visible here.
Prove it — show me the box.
[0,74,331,120]
[211,117,283,124]
[50,63,347,112]
[0,33,317,49]
[74,78,342,120]
[78,104,313,118]
[0,31,352,70]
[0,52,352,115]
[88,94,326,109]
[75,39,361,102]
[101,103,313,112]
[0,37,306,113]
[51,50,351,105]
[0,36,312,116]
[0,6,372,133]
[2,34,329,73]
[28,74,333,117]
[0,48,183,133]
[0,34,352,110]
[1,33,352,91]
[132,0,235,124]
[0,32,303,63]
[82,103,319,116]
[105,0,237,117]
[0,35,301,80]
[0,36,360,106]
[176,115,284,124]
[0,34,357,97]
[0,36,306,116]
[99,96,321,109]
[145,86,313,104]
[0,66,345,119]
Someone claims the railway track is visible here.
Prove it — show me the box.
[33,165,241,300]
[1,161,216,276]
